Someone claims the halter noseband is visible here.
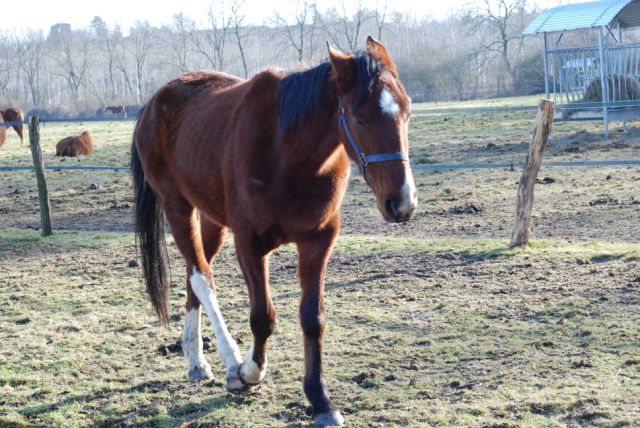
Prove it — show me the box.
[337,100,409,175]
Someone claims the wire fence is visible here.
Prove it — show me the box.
[5,99,640,123]
[2,108,640,173]
[2,160,639,173]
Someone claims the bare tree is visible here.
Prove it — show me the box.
[113,37,136,102]
[163,13,195,74]
[193,1,232,71]
[0,33,12,97]
[231,1,250,78]
[129,21,155,104]
[50,29,90,106]
[92,18,126,101]
[477,0,528,91]
[15,30,46,106]
[374,1,388,40]
[317,0,367,52]
[0,2,547,110]
[340,0,366,51]
[273,1,317,62]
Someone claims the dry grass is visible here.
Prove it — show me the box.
[0,101,639,426]
[1,229,639,427]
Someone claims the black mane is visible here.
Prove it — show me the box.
[277,52,382,132]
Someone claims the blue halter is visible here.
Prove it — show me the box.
[337,100,409,175]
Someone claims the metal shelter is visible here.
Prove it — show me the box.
[524,0,640,137]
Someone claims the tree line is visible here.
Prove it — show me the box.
[0,0,547,114]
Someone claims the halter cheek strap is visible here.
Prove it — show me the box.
[337,101,409,175]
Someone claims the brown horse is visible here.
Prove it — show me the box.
[55,131,93,156]
[131,37,417,427]
[0,108,25,145]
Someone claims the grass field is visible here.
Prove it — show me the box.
[0,97,639,427]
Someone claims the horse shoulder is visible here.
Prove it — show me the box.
[81,135,93,155]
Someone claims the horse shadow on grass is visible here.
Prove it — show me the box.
[17,380,246,427]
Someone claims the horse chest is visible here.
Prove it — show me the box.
[281,173,348,233]
[235,170,346,239]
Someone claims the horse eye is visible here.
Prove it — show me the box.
[355,119,369,128]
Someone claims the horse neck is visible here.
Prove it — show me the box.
[283,89,345,173]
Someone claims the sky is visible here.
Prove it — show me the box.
[0,0,591,33]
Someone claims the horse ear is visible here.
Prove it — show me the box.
[327,42,355,92]
[366,36,398,77]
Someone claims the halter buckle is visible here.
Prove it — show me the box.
[358,153,368,169]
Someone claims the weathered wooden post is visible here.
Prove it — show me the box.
[510,99,554,247]
[0,114,6,149]
[28,116,53,237]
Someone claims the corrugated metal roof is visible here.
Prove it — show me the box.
[523,0,640,34]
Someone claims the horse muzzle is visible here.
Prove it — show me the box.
[384,196,417,223]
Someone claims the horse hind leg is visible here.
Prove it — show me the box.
[17,124,24,145]
[183,299,212,381]
[183,217,228,381]
[163,200,242,382]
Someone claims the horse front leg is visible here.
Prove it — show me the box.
[297,225,344,427]
[227,231,277,392]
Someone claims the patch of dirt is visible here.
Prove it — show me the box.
[158,336,212,356]
[449,203,483,215]
[536,176,556,184]
[589,197,620,206]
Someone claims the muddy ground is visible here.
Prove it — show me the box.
[0,111,639,426]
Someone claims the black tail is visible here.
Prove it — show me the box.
[131,126,170,326]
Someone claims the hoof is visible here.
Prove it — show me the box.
[188,364,213,382]
[314,410,344,427]
[225,365,260,394]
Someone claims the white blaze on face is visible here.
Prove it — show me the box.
[399,164,418,214]
[190,268,243,370]
[379,88,400,117]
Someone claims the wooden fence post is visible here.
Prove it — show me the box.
[28,116,53,237]
[510,99,554,247]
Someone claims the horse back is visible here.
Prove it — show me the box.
[135,68,342,238]
[4,108,23,122]
[56,137,72,156]
[136,71,243,150]
[134,71,255,208]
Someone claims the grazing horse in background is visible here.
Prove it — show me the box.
[131,36,417,427]
[0,108,25,145]
[55,131,93,156]
[105,105,127,118]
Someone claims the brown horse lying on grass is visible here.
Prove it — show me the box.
[0,108,25,145]
[56,131,93,156]
[132,36,417,427]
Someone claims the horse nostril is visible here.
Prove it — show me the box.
[385,198,399,220]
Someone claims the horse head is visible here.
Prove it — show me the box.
[328,36,417,223]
